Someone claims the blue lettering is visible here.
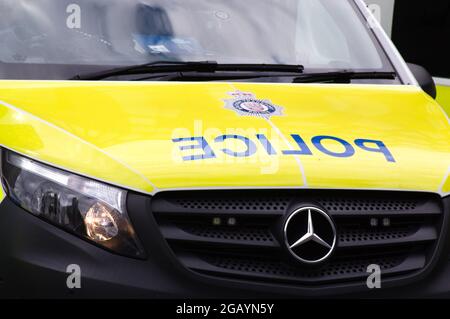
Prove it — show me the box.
[312,135,355,158]
[355,139,396,163]
[256,134,277,155]
[172,137,216,161]
[283,134,313,156]
[172,135,395,163]
[215,135,257,157]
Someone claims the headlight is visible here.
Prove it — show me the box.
[1,150,145,259]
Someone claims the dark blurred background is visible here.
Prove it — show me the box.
[391,0,450,79]
[367,0,450,111]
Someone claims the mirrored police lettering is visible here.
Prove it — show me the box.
[172,134,396,163]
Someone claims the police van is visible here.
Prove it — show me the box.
[0,0,449,298]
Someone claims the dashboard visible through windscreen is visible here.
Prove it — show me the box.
[0,0,397,81]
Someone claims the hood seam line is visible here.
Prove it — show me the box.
[0,99,159,193]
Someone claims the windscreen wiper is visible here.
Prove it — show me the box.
[292,71,396,83]
[69,61,304,80]
[132,69,396,83]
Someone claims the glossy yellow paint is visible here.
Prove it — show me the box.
[437,85,450,116]
[0,81,449,195]
[0,96,155,194]
[443,172,450,195]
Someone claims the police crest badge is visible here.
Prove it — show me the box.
[224,90,284,119]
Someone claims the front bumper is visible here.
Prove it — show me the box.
[1,194,450,299]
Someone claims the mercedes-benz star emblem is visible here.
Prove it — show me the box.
[284,207,337,264]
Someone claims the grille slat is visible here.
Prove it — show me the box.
[177,251,426,285]
[159,222,279,249]
[153,195,290,216]
[152,190,443,288]
[337,225,437,248]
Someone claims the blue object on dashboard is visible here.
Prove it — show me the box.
[132,34,203,55]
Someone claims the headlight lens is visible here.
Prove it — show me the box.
[1,150,145,258]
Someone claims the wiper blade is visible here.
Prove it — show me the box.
[70,61,304,80]
[292,71,396,83]
[132,70,305,82]
[217,63,304,73]
[133,69,393,83]
[70,61,218,80]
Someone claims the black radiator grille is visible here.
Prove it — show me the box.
[195,252,413,283]
[152,190,443,287]
[179,224,275,243]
